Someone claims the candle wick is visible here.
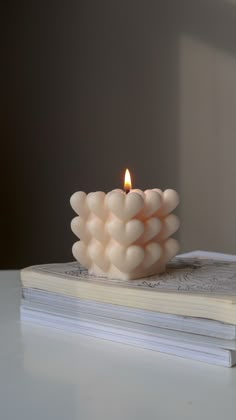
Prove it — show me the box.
[125,188,130,194]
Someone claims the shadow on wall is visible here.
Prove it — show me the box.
[1,0,236,268]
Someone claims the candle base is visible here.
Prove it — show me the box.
[72,237,180,281]
[88,262,167,281]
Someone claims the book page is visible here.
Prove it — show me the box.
[26,251,236,296]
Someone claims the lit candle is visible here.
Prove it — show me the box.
[70,169,180,280]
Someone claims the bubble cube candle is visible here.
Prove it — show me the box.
[70,185,180,280]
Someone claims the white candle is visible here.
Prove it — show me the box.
[70,169,180,280]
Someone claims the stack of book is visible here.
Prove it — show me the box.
[20,251,236,367]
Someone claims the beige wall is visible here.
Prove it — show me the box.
[179,35,236,253]
[3,1,236,267]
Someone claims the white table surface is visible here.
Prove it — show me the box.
[1,270,236,420]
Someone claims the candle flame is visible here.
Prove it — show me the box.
[124,168,132,191]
